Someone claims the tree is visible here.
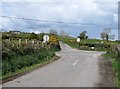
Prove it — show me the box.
[30,33,38,39]
[49,29,57,35]
[106,34,109,41]
[59,30,69,37]
[2,34,9,39]
[49,34,61,51]
[104,28,111,34]
[102,28,111,41]
[37,33,45,41]
[78,31,88,40]
[9,33,16,39]
[100,32,108,41]
[49,34,59,45]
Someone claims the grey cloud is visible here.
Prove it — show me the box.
[1,0,118,39]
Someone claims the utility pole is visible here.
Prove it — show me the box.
[118,2,120,40]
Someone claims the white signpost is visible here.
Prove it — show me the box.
[76,38,80,47]
[43,35,49,43]
[77,38,80,42]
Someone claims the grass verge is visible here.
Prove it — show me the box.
[1,56,60,83]
[102,52,119,88]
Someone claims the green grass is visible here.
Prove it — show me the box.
[112,59,118,72]
[102,52,120,88]
[58,36,120,52]
[60,38,108,51]
[16,33,31,37]
[79,39,101,44]
[58,35,119,44]
[79,39,119,44]
[102,52,118,59]
[2,49,55,76]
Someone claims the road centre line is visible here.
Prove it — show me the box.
[73,60,79,66]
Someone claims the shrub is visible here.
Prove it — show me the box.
[2,38,60,76]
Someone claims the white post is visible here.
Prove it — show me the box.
[19,39,21,45]
[32,40,34,44]
[37,41,39,45]
[25,39,28,44]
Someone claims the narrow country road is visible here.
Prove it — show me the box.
[3,42,113,87]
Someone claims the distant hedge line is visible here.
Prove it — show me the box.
[64,40,110,51]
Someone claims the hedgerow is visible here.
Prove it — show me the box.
[2,34,60,76]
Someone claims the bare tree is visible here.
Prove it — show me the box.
[104,28,111,34]
[101,28,113,41]
[100,32,108,41]
[60,30,69,37]
[49,29,57,35]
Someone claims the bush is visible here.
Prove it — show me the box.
[79,46,90,50]
[2,49,55,75]
[2,38,60,76]
[49,34,61,51]
[103,44,120,87]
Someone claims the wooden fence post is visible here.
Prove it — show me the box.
[19,39,21,45]
[32,40,34,45]
[37,41,39,46]
[25,39,28,44]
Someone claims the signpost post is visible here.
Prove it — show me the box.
[76,38,80,48]
[77,38,80,43]
[43,35,49,43]
[43,35,49,47]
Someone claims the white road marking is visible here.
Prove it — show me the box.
[0,84,2,89]
[73,60,79,66]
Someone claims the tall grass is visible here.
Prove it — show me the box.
[102,44,120,88]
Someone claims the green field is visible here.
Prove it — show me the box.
[58,36,120,51]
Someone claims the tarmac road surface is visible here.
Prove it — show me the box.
[3,42,112,87]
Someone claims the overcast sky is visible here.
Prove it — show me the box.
[0,0,119,39]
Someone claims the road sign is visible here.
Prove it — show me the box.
[91,47,94,50]
[43,35,49,42]
[77,38,80,42]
